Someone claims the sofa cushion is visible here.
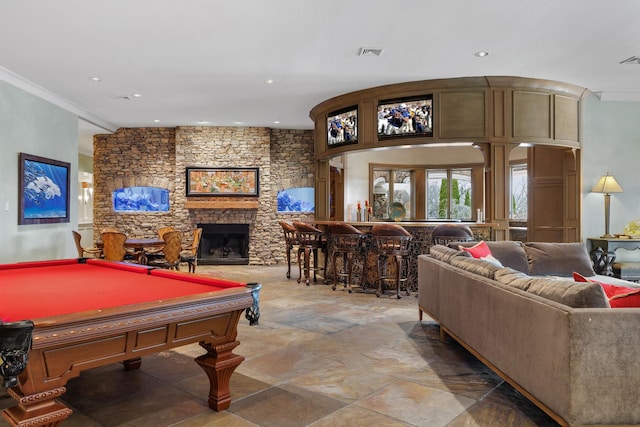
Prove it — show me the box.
[458,241,529,273]
[574,272,640,308]
[450,256,503,279]
[481,254,504,267]
[459,240,491,258]
[525,277,609,308]
[429,244,468,263]
[494,267,533,290]
[523,242,595,277]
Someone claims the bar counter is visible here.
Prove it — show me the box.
[312,220,495,293]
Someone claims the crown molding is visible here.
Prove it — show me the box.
[0,66,117,133]
[594,91,640,102]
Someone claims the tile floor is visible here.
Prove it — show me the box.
[0,264,558,427]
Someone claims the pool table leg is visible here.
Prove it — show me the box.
[123,357,142,370]
[2,386,73,427]
[195,340,245,411]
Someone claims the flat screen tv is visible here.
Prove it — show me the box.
[377,95,433,139]
[327,106,357,148]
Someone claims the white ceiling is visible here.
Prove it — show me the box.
[2,0,640,155]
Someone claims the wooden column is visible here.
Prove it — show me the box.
[315,160,331,220]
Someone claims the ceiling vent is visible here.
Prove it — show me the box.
[358,47,383,57]
[620,56,640,64]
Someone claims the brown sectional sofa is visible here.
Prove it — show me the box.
[418,241,640,427]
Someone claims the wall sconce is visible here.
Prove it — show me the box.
[591,173,623,238]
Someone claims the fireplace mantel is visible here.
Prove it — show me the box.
[185,198,259,209]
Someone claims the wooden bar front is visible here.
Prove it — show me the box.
[314,221,494,293]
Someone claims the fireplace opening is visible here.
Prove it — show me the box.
[198,223,249,265]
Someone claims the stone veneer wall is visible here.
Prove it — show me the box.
[93,126,315,265]
[93,127,180,238]
[270,129,316,264]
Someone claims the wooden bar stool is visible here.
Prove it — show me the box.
[293,221,327,286]
[372,224,412,299]
[431,223,475,246]
[327,222,366,293]
[278,221,299,279]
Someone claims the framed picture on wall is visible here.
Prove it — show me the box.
[377,95,433,139]
[18,152,71,225]
[327,106,358,148]
[186,167,259,196]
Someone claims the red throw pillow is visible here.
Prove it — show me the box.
[460,241,492,259]
[572,271,590,283]
[573,272,640,308]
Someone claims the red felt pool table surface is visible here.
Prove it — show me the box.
[0,258,245,321]
[0,258,257,427]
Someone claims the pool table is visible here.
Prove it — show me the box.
[0,258,261,427]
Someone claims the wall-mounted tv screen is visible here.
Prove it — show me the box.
[327,106,357,148]
[377,95,433,139]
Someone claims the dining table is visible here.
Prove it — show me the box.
[95,237,165,265]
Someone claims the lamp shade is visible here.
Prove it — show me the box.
[591,174,623,194]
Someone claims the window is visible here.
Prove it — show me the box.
[426,169,473,220]
[372,169,413,220]
[510,163,528,220]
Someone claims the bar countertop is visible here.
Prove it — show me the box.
[311,220,496,227]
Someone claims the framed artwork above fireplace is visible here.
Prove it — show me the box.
[186,167,259,197]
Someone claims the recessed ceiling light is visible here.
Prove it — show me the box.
[233,121,245,125]
[88,76,101,82]
[265,79,275,85]
[475,51,489,57]
[131,93,142,98]
[273,121,280,124]
[197,120,209,124]
[153,119,160,123]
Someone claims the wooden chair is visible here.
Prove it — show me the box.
[101,231,129,262]
[278,221,299,279]
[180,228,202,273]
[72,230,101,258]
[293,221,327,286]
[371,224,412,299]
[158,226,176,239]
[148,230,183,270]
[146,226,177,262]
[327,222,366,293]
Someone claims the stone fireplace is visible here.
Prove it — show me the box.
[198,223,249,265]
[93,126,316,266]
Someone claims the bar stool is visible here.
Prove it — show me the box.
[278,221,299,279]
[371,224,412,299]
[431,223,475,246]
[327,222,366,293]
[293,221,328,286]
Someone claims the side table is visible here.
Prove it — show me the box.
[586,237,640,277]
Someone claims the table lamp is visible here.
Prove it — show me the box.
[591,173,623,238]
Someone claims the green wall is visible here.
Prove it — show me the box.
[0,80,79,263]
[582,92,640,238]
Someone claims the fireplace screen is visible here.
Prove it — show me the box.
[198,223,249,265]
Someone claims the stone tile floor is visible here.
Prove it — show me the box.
[0,264,558,426]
